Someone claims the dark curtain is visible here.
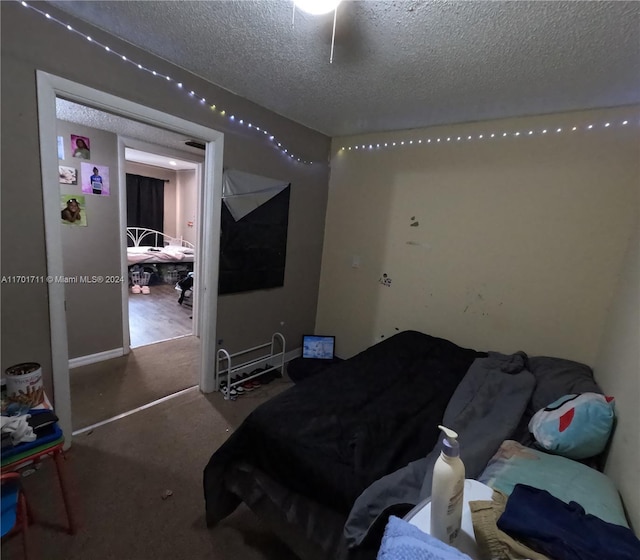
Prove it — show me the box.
[126,173,164,244]
[219,186,290,294]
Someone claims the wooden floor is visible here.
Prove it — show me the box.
[129,283,192,348]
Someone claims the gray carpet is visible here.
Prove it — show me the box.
[70,336,200,430]
[3,379,298,560]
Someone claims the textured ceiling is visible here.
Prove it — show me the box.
[48,1,640,137]
[56,98,206,166]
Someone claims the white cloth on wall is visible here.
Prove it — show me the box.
[222,169,289,221]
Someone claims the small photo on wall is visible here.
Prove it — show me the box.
[60,194,87,226]
[59,165,78,185]
[71,134,91,159]
[81,163,110,196]
[57,136,65,160]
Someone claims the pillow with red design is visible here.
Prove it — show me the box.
[528,393,615,460]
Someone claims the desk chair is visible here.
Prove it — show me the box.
[1,472,31,559]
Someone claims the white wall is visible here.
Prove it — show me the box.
[595,227,640,532]
[317,106,639,366]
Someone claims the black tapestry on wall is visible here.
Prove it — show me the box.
[219,186,290,295]
[126,173,164,244]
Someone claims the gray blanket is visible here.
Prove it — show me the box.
[343,351,536,549]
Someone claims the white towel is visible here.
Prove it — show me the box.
[1,414,36,444]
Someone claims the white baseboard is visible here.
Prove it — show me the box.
[69,348,125,369]
[285,347,302,362]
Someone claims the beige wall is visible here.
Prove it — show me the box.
[317,106,639,365]
[1,2,330,395]
[125,162,178,238]
[176,169,198,246]
[58,120,123,359]
[317,105,639,525]
[595,227,640,532]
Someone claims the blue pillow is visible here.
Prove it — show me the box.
[478,440,628,528]
[528,392,615,460]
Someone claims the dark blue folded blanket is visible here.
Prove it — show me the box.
[497,484,640,560]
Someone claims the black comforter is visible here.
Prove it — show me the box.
[204,330,485,525]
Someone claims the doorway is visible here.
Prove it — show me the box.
[56,103,207,430]
[55,99,209,431]
[38,72,223,442]
[123,144,202,349]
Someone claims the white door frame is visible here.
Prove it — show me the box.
[36,71,223,444]
[118,137,205,351]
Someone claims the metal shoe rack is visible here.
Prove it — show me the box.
[215,332,286,400]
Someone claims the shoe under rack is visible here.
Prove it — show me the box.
[215,333,286,401]
[218,367,282,399]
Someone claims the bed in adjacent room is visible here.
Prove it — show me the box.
[126,227,195,265]
[203,330,630,560]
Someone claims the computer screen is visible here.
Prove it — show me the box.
[302,335,335,360]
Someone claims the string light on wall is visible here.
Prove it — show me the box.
[339,118,638,153]
[19,1,316,165]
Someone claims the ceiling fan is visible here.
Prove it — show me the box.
[293,0,343,63]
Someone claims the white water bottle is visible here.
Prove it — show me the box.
[430,425,465,545]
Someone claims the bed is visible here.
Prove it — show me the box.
[126,227,195,265]
[203,330,618,560]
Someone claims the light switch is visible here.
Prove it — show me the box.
[351,255,361,268]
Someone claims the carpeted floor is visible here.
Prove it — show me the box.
[3,379,298,560]
[70,335,200,431]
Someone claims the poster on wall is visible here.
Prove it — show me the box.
[70,134,91,159]
[60,194,87,226]
[57,136,65,160]
[59,165,78,185]
[219,170,291,294]
[81,163,110,196]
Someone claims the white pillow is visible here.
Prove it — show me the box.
[127,246,152,254]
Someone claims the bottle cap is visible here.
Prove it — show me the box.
[438,425,460,457]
